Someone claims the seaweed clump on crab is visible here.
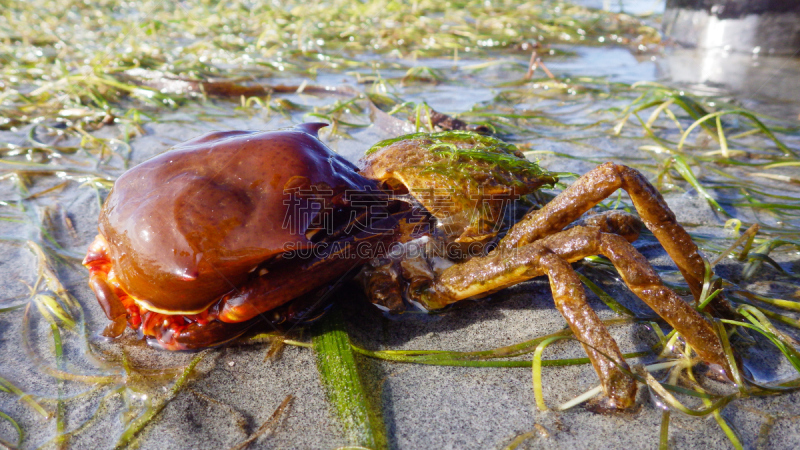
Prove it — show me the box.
[84,123,736,410]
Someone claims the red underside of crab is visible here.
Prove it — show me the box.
[83,236,227,351]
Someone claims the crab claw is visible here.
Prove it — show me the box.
[84,235,128,338]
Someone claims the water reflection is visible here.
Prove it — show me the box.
[568,0,800,118]
[662,3,800,56]
[658,47,800,117]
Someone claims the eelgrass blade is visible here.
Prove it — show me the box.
[715,321,746,396]
[696,260,723,312]
[0,409,23,448]
[671,100,796,157]
[353,315,649,367]
[532,336,572,411]
[0,304,25,313]
[501,429,539,450]
[555,385,603,411]
[35,295,76,329]
[743,239,800,280]
[739,305,800,348]
[115,352,206,449]
[710,224,759,267]
[352,348,648,368]
[644,372,737,416]
[34,388,122,449]
[712,409,743,450]
[721,315,800,375]
[0,376,50,419]
[52,323,67,445]
[670,95,714,135]
[746,305,800,330]
[716,115,729,159]
[670,155,728,215]
[312,308,387,450]
[22,304,119,384]
[351,318,636,364]
[743,238,800,280]
[577,273,635,316]
[659,411,670,450]
[686,364,744,450]
[734,290,800,312]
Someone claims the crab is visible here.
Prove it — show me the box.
[84,123,732,410]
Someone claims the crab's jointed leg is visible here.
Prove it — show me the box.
[535,247,638,410]
[430,225,728,408]
[501,162,719,306]
[84,235,130,338]
[415,164,732,408]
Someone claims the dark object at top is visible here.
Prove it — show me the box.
[664,0,800,55]
[667,0,800,19]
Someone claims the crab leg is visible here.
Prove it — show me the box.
[434,226,729,373]
[84,236,129,338]
[218,250,366,323]
[219,210,409,323]
[536,249,638,409]
[429,226,729,407]
[500,162,713,305]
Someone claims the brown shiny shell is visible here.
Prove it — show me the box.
[99,123,373,314]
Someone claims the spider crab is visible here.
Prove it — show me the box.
[84,123,732,410]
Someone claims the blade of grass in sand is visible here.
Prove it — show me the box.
[313,308,387,450]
